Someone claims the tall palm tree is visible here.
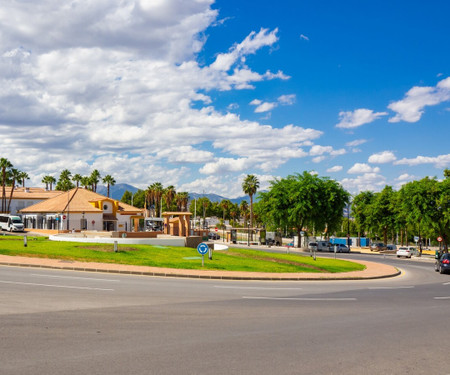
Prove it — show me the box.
[0,158,13,213]
[146,182,164,217]
[7,168,22,212]
[102,175,116,198]
[242,174,259,231]
[56,169,74,191]
[72,173,83,188]
[176,192,189,211]
[48,176,56,191]
[80,176,91,189]
[90,169,101,192]
[220,199,231,227]
[163,185,176,211]
[19,171,29,188]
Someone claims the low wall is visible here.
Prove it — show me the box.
[112,231,162,238]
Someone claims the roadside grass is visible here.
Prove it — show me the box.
[0,236,365,273]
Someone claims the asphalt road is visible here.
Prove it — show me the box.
[0,253,448,375]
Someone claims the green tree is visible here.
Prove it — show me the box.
[72,173,83,188]
[352,191,375,239]
[56,169,74,191]
[19,171,29,188]
[7,168,23,212]
[102,175,116,198]
[0,158,13,213]
[90,169,101,192]
[146,182,164,217]
[242,174,259,232]
[163,185,176,211]
[176,192,189,211]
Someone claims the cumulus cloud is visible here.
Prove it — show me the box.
[336,109,388,129]
[341,173,386,193]
[368,151,397,164]
[250,94,296,113]
[347,163,380,174]
[394,154,450,168]
[0,0,322,193]
[346,139,367,147]
[327,165,343,173]
[388,77,450,123]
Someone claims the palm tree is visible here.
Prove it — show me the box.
[102,175,116,198]
[163,185,176,211]
[0,158,13,213]
[90,169,101,192]
[56,169,74,191]
[48,176,56,190]
[176,192,189,211]
[7,168,22,212]
[19,171,29,187]
[146,182,164,217]
[42,175,56,190]
[242,174,260,233]
[72,174,83,188]
[240,200,249,223]
[80,176,91,189]
[220,199,231,228]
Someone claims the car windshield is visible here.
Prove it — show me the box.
[12,218,22,223]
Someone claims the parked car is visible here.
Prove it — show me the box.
[208,232,220,240]
[317,241,331,252]
[370,242,387,252]
[387,244,397,251]
[435,253,450,274]
[396,247,413,258]
[333,243,350,253]
[308,242,318,251]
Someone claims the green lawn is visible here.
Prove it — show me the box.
[0,236,365,273]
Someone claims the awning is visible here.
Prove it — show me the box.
[103,214,117,221]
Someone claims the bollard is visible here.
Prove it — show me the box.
[114,241,118,253]
[24,235,27,247]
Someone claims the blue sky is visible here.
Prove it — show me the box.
[0,0,448,198]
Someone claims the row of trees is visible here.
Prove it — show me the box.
[352,170,450,253]
[41,169,116,197]
[0,158,30,213]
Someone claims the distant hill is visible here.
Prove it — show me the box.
[96,183,140,200]
[96,184,254,204]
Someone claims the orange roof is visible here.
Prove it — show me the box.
[0,187,63,200]
[20,187,143,214]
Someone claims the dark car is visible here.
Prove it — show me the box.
[370,242,387,252]
[435,253,450,274]
[208,232,220,240]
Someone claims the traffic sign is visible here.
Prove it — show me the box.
[197,242,209,255]
[437,236,443,242]
[63,215,66,220]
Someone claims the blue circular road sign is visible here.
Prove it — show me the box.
[197,242,209,255]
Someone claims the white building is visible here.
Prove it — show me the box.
[20,187,143,232]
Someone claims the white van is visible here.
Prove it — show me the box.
[0,215,24,232]
[317,241,331,252]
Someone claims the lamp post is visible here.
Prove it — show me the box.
[347,200,351,251]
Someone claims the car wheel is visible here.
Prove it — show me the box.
[435,264,439,272]
[440,265,445,274]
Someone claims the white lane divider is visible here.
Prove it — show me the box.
[214,286,302,290]
[242,296,357,301]
[434,296,450,300]
[368,286,414,290]
[31,273,120,282]
[0,280,114,291]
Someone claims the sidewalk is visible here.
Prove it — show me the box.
[0,254,400,281]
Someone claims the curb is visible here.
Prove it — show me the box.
[0,259,401,281]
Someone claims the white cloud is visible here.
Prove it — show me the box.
[278,94,296,105]
[327,165,343,173]
[336,109,388,129]
[368,151,397,164]
[347,163,380,174]
[346,139,367,147]
[341,173,386,194]
[299,34,309,41]
[394,154,450,168]
[250,94,296,113]
[388,77,450,123]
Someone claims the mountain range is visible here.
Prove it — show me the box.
[96,183,250,205]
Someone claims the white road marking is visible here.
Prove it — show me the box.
[0,280,114,291]
[31,273,120,282]
[242,296,357,301]
[368,286,414,290]
[443,282,450,286]
[434,296,450,300]
[214,286,302,290]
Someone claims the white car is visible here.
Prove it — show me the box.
[396,247,413,258]
[334,243,350,253]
